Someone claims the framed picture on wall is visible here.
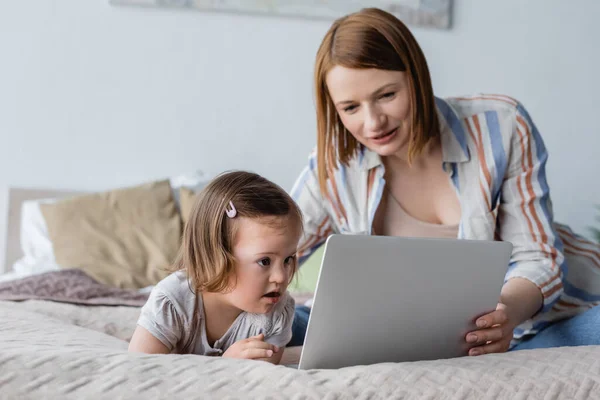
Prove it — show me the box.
[110,0,453,30]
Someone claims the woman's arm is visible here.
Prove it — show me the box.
[498,102,564,312]
[467,102,565,355]
[500,277,543,325]
[291,150,334,265]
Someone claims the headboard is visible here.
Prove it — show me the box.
[4,188,79,272]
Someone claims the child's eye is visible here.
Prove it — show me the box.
[380,92,395,99]
[284,255,296,265]
[258,258,271,267]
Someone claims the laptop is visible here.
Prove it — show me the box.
[297,234,512,370]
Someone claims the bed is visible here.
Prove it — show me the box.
[1,186,599,399]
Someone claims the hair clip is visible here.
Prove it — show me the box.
[225,201,237,218]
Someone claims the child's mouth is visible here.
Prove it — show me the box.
[263,291,281,303]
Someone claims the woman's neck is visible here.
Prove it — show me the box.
[382,136,442,172]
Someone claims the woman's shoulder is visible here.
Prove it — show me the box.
[293,146,367,196]
[439,94,538,145]
[442,93,525,118]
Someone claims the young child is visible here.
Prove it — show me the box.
[128,171,303,364]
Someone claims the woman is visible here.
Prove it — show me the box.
[288,8,600,355]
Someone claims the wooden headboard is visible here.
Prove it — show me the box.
[4,188,79,272]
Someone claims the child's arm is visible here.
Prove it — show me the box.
[128,326,170,354]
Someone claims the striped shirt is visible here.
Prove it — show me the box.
[291,94,600,342]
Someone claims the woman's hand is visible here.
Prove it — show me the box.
[222,333,280,360]
[465,303,517,356]
[466,278,544,356]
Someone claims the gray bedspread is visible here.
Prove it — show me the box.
[1,300,599,399]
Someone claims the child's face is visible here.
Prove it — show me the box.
[225,215,301,314]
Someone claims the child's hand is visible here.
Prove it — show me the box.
[222,333,280,360]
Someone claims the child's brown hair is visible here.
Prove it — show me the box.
[172,170,303,293]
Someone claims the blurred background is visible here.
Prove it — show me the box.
[1,0,599,266]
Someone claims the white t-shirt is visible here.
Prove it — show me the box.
[137,271,295,355]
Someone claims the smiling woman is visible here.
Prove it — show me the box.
[289,7,600,356]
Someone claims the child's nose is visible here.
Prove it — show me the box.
[270,264,287,283]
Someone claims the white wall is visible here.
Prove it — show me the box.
[1,0,599,268]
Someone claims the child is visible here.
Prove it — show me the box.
[128,171,302,364]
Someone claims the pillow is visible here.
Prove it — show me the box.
[169,170,210,212]
[179,187,198,225]
[11,170,210,277]
[15,199,60,274]
[13,194,79,276]
[40,180,181,289]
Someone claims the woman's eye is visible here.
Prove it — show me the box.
[258,258,271,267]
[343,105,357,113]
[381,92,395,99]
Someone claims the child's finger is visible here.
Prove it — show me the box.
[246,340,276,351]
[243,348,274,359]
[247,333,265,341]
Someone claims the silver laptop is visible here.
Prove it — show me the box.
[297,234,512,370]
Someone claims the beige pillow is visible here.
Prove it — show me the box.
[179,187,197,225]
[40,180,181,289]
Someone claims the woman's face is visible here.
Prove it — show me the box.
[326,66,411,157]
